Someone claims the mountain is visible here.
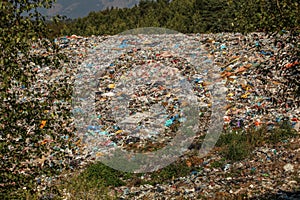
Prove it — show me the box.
[42,0,141,19]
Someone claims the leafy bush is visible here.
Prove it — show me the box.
[0,1,77,198]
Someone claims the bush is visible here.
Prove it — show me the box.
[0,1,76,198]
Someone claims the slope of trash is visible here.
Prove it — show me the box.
[16,32,300,199]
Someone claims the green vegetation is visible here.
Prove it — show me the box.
[47,0,299,37]
[58,160,192,199]
[232,0,300,33]
[53,125,298,198]
[216,124,298,161]
[0,1,75,199]
[210,158,226,168]
[10,125,297,199]
[145,161,191,185]
[79,162,131,187]
[56,162,132,200]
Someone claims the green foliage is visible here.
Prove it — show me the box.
[46,0,299,37]
[51,0,236,36]
[0,0,75,198]
[57,162,132,199]
[74,160,191,189]
[216,125,298,161]
[80,162,130,187]
[210,158,226,168]
[231,0,300,33]
[145,161,191,185]
[60,180,114,200]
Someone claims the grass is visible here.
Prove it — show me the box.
[35,160,192,199]
[216,124,298,161]
[4,123,298,199]
[143,161,191,185]
[56,162,133,199]
[55,123,298,199]
[57,173,115,200]
[210,158,226,168]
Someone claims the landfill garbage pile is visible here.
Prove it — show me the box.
[64,32,299,199]
[94,49,199,152]
[72,32,299,158]
[3,32,299,198]
[73,33,219,158]
[113,137,300,199]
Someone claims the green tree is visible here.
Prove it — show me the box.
[230,0,300,101]
[0,1,75,198]
[167,0,194,32]
[231,0,300,33]
[53,0,299,36]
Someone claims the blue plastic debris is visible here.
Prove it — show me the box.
[119,40,128,48]
[165,119,173,127]
[170,114,179,121]
[194,78,202,83]
[87,125,102,130]
[191,171,198,176]
[220,44,227,50]
[260,50,273,56]
[98,131,108,136]
[72,108,83,114]
[113,125,121,130]
[87,63,94,68]
[276,117,281,123]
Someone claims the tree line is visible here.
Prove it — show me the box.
[47,0,299,37]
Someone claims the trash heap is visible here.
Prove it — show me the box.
[70,32,300,157]
[72,33,222,162]
[49,33,299,135]
[6,32,299,198]
[114,137,300,199]
[59,32,299,198]
[194,33,299,131]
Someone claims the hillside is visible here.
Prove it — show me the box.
[41,0,140,19]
